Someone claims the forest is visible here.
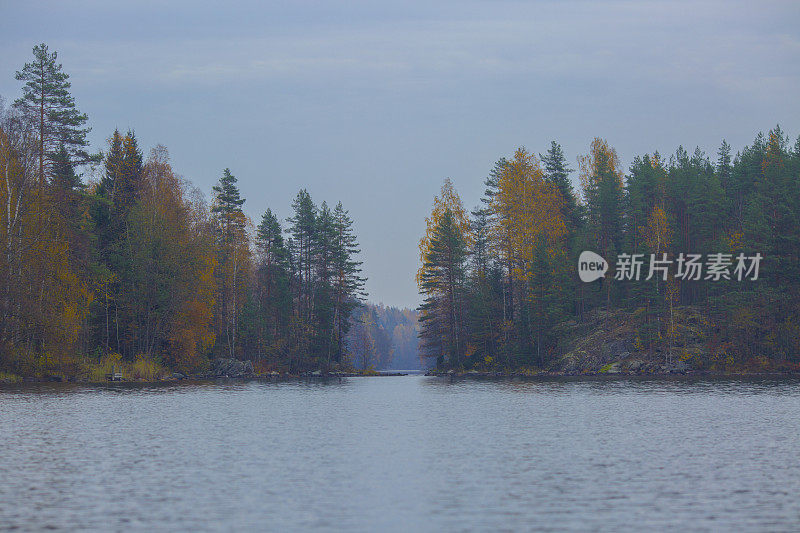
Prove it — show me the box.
[418,132,800,373]
[3,42,797,381]
[348,304,421,371]
[0,44,375,380]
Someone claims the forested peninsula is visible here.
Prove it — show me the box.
[0,44,383,382]
[417,135,800,376]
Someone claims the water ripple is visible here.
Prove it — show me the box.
[1,376,799,531]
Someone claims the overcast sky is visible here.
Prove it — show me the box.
[1,0,798,308]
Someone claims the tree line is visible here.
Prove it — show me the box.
[347,304,421,371]
[418,130,800,371]
[0,43,366,378]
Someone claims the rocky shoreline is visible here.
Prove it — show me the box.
[424,368,800,378]
[5,349,799,384]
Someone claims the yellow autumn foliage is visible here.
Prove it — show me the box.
[642,205,672,255]
[578,137,624,196]
[416,178,472,287]
[489,147,566,285]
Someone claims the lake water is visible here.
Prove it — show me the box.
[1,375,799,531]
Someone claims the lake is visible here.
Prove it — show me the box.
[1,375,799,531]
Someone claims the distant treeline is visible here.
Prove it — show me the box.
[347,304,420,370]
[0,44,368,378]
[418,129,800,371]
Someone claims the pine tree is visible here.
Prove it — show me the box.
[14,43,98,188]
[211,168,249,358]
[716,140,732,192]
[625,153,664,251]
[313,201,337,362]
[288,189,317,324]
[212,168,246,240]
[746,126,795,288]
[728,132,765,227]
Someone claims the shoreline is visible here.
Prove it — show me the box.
[424,369,800,379]
[0,371,411,385]
[4,370,800,386]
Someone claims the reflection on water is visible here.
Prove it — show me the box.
[1,376,799,531]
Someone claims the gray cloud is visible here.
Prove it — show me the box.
[1,0,798,307]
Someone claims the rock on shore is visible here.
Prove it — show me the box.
[209,358,255,378]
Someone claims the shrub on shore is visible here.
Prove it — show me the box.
[81,353,166,382]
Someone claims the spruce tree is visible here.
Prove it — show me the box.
[481,157,509,206]
[51,142,82,192]
[580,138,624,311]
[250,208,291,359]
[100,129,123,200]
[256,208,289,270]
[418,209,469,368]
[716,140,732,190]
[465,206,503,367]
[115,130,144,213]
[331,201,366,362]
[540,141,579,228]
